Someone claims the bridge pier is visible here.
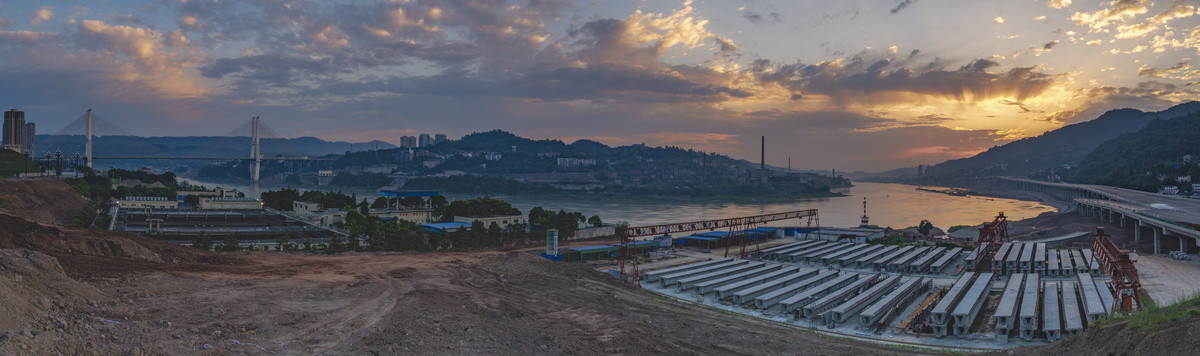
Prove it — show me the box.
[1119,213,1127,228]
[1133,220,1141,243]
[1154,226,1163,255]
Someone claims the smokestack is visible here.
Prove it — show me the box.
[760,136,765,173]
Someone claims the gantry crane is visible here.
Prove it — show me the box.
[616,209,819,285]
[974,212,1009,272]
[1091,227,1144,312]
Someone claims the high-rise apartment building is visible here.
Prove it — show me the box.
[24,122,35,155]
[400,135,417,148]
[2,109,25,153]
[418,134,432,147]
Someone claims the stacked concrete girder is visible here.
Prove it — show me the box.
[672,261,764,289]
[1070,248,1080,275]
[714,267,806,300]
[1095,280,1115,314]
[993,243,1014,275]
[1018,274,1041,341]
[754,241,810,259]
[873,246,916,270]
[818,244,871,265]
[886,246,930,273]
[859,277,928,329]
[1077,273,1108,321]
[931,273,978,338]
[855,245,900,268]
[827,275,901,327]
[963,242,987,272]
[908,246,947,274]
[1044,282,1063,341]
[691,263,782,294]
[643,258,734,283]
[787,242,846,262]
[1005,243,1024,276]
[1034,243,1047,275]
[1075,249,1091,275]
[773,241,828,260]
[732,268,822,304]
[761,240,822,259]
[1019,242,1035,273]
[994,273,1026,341]
[776,273,861,314]
[802,274,880,320]
[951,272,995,337]
[1061,282,1084,335]
[1047,249,1061,277]
[835,245,885,266]
[929,247,963,275]
[752,270,839,308]
[656,260,747,286]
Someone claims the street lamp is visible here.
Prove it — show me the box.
[22,150,30,177]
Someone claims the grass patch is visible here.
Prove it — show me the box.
[1096,290,1200,332]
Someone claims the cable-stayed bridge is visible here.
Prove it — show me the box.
[53,109,333,182]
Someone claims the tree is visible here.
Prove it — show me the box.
[588,215,603,228]
[192,231,213,250]
[219,235,240,252]
[917,220,934,237]
[327,236,345,254]
[275,235,292,251]
[303,238,315,252]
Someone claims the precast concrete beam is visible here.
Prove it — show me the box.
[1044,282,1062,342]
[859,277,927,329]
[931,273,978,338]
[692,264,783,294]
[827,275,901,327]
[752,270,839,309]
[1019,274,1041,341]
[1062,282,1084,335]
[856,245,900,268]
[930,247,964,274]
[656,260,748,286]
[714,267,806,300]
[951,273,995,337]
[675,261,768,290]
[730,268,822,304]
[643,258,734,283]
[803,274,879,321]
[775,273,860,314]
[993,273,1025,341]
[1077,273,1107,322]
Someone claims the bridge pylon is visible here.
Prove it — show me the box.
[85,109,93,168]
[251,116,261,182]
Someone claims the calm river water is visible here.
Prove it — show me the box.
[178,179,1055,231]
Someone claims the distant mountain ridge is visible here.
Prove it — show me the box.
[33,135,396,158]
[906,101,1200,181]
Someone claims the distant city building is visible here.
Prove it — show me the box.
[557,157,597,167]
[2,109,26,153]
[483,152,502,161]
[24,122,34,155]
[1162,186,1180,195]
[418,134,432,147]
[400,135,417,147]
[422,159,443,168]
[1183,154,1194,163]
[434,133,447,144]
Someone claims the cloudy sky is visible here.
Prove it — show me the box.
[1,0,1198,171]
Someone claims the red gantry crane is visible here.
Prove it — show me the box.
[975,212,1010,272]
[1091,227,1144,312]
[616,209,819,285]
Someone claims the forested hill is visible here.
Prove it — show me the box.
[35,135,395,158]
[1073,111,1200,191]
[904,101,1200,182]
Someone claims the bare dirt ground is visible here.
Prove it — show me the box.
[0,181,936,355]
[0,179,87,224]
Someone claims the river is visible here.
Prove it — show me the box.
[177,178,1055,231]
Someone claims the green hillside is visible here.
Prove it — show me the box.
[0,149,42,178]
[1073,111,1200,192]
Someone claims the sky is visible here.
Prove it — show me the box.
[0,0,1198,171]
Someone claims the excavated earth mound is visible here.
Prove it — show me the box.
[0,180,88,225]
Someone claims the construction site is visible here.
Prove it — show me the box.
[3,179,1200,354]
